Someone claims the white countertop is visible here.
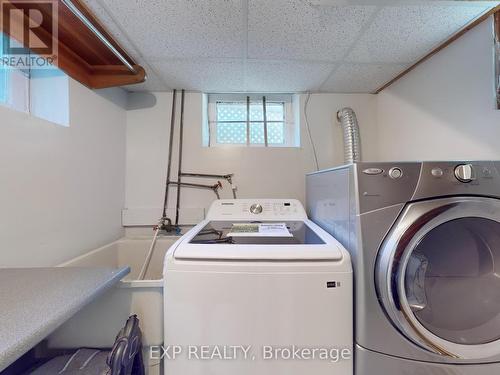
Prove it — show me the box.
[0,266,130,371]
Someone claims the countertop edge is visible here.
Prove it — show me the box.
[0,266,130,372]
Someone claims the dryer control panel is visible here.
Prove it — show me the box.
[412,161,500,200]
[350,161,500,213]
[206,199,308,221]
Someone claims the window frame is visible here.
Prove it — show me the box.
[207,93,296,148]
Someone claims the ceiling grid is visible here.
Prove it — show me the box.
[82,0,498,93]
[317,5,384,92]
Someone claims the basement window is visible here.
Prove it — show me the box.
[0,33,69,126]
[206,93,299,147]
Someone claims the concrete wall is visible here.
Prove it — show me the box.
[0,79,127,267]
[124,92,377,225]
[377,17,500,161]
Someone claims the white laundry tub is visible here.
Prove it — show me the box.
[47,237,179,374]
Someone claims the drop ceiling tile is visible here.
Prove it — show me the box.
[347,5,489,63]
[81,0,171,91]
[81,0,142,60]
[150,59,245,92]
[79,1,499,93]
[321,63,408,93]
[91,0,246,59]
[246,60,336,92]
[248,0,377,61]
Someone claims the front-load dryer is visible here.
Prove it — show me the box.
[163,199,353,375]
[307,161,500,374]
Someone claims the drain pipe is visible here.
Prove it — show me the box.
[138,219,162,280]
[337,107,361,164]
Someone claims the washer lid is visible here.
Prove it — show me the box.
[173,220,344,261]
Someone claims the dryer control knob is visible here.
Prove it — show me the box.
[250,203,263,214]
[388,167,403,179]
[454,164,475,183]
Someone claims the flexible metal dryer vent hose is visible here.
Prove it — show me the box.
[337,107,361,164]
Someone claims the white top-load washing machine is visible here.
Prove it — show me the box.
[163,199,352,375]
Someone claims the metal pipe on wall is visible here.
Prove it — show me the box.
[160,90,238,230]
[180,173,237,199]
[175,90,185,226]
[181,173,233,180]
[161,89,177,230]
[169,181,223,199]
[139,90,177,278]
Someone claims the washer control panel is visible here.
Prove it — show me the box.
[206,199,308,220]
[249,203,263,214]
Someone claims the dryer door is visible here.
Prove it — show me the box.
[376,196,500,359]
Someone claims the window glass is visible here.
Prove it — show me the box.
[249,103,263,121]
[30,68,69,126]
[266,102,284,121]
[216,122,247,144]
[217,102,246,122]
[213,99,286,146]
[267,122,285,144]
[250,122,265,144]
[0,32,69,126]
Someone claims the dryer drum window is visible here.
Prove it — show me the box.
[377,197,500,358]
[404,217,500,346]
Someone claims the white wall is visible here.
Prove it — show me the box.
[0,79,127,267]
[2,14,495,264]
[377,17,500,161]
[125,92,377,225]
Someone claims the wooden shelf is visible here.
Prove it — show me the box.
[1,0,146,89]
